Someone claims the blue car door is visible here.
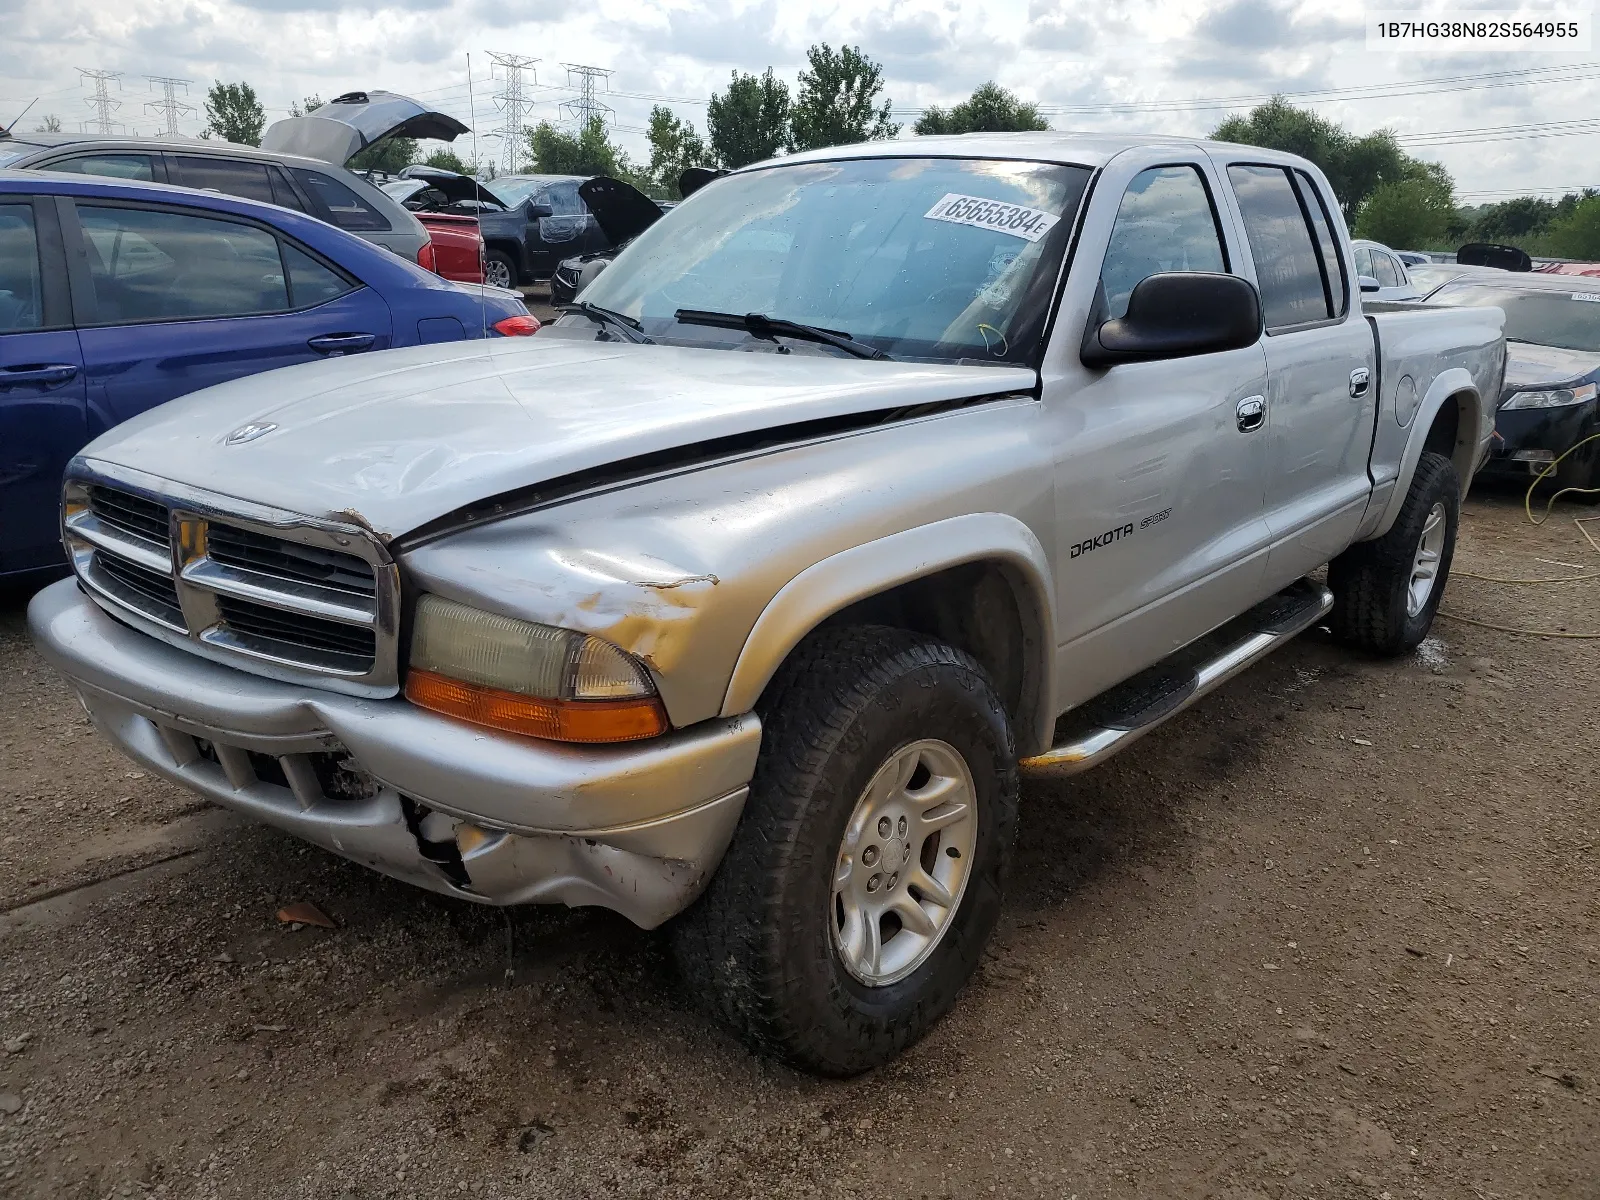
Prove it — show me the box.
[0,196,87,576]
[63,199,392,435]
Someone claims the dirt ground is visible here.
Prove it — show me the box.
[1,486,1596,1200]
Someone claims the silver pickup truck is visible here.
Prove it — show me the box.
[30,133,1504,1075]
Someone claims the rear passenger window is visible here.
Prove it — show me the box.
[169,157,277,205]
[1100,165,1228,319]
[47,154,157,182]
[1227,164,1333,329]
[283,244,354,308]
[76,205,289,323]
[269,169,307,213]
[1295,170,1346,317]
[0,204,42,332]
[291,169,390,231]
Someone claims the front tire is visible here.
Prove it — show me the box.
[671,625,1017,1076]
[484,250,517,291]
[1329,450,1460,655]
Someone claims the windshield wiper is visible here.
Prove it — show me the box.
[673,309,891,361]
[562,302,654,344]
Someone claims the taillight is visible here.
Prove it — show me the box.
[493,314,541,337]
[417,242,437,273]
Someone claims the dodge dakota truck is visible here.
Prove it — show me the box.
[30,133,1504,1076]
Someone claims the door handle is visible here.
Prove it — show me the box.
[307,333,377,355]
[1350,368,1371,398]
[0,363,79,389]
[1236,395,1266,433]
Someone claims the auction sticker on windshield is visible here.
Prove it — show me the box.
[1573,292,1600,303]
[924,194,1061,243]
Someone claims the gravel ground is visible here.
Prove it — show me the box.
[1,486,1596,1200]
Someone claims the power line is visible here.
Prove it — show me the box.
[560,64,614,128]
[77,68,123,134]
[487,53,538,173]
[144,76,193,136]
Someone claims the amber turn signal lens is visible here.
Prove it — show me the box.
[405,669,668,744]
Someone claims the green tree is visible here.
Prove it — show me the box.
[1355,180,1452,248]
[289,94,323,117]
[525,117,635,179]
[644,106,708,198]
[1548,195,1600,259]
[203,81,266,146]
[34,113,62,133]
[789,43,898,152]
[1211,96,1450,224]
[706,69,791,168]
[422,148,474,174]
[348,137,417,174]
[915,82,1049,135]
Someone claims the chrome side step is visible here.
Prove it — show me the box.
[1021,579,1333,776]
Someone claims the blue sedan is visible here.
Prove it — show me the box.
[0,170,534,579]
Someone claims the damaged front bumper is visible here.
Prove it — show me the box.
[28,579,759,928]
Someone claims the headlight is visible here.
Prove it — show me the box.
[1502,382,1598,410]
[404,595,667,743]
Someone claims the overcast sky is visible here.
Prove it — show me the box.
[2,0,1596,202]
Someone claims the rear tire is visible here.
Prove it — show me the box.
[1329,450,1459,655]
[484,250,517,291]
[671,625,1017,1076]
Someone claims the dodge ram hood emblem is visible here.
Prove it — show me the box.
[224,422,278,446]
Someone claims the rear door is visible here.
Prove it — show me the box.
[0,196,86,575]
[1218,161,1376,584]
[61,198,392,433]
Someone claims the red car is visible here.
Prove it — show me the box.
[384,168,512,286]
[416,212,485,285]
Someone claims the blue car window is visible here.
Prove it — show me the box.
[0,204,43,332]
[46,153,157,181]
[290,169,390,232]
[283,243,354,308]
[76,205,290,324]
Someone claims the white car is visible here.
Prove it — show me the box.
[1352,238,1421,301]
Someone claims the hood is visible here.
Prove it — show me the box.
[1502,343,1600,393]
[80,337,1035,539]
[261,90,470,166]
[679,166,727,198]
[398,165,506,210]
[578,176,664,244]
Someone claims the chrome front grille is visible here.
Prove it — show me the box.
[63,467,401,696]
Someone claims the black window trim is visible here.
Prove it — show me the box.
[0,196,74,332]
[56,195,364,329]
[1226,160,1353,337]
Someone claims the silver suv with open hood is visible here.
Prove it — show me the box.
[0,90,469,266]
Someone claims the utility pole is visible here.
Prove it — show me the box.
[78,69,123,135]
[487,53,539,174]
[144,76,193,137]
[560,64,614,129]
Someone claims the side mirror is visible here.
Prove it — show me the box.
[526,203,553,219]
[1081,272,1262,368]
[1358,275,1381,293]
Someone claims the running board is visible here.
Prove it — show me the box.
[1021,579,1333,776]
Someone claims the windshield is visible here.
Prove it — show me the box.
[576,156,1092,366]
[489,176,563,207]
[1428,284,1600,353]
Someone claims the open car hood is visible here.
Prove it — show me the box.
[261,91,470,166]
[397,165,506,210]
[578,175,664,245]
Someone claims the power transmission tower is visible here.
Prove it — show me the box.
[144,76,193,136]
[78,69,123,134]
[488,53,539,173]
[560,64,614,129]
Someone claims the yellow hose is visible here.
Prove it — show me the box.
[1436,430,1600,638]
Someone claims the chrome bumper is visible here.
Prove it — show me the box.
[28,579,760,928]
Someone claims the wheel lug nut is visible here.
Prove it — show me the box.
[903,844,911,862]
[887,872,898,889]
[867,874,882,892]
[862,846,879,866]
[897,816,907,837]
[877,816,892,838]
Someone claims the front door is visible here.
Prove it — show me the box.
[0,197,86,575]
[1220,163,1376,584]
[62,199,392,434]
[1046,159,1272,708]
